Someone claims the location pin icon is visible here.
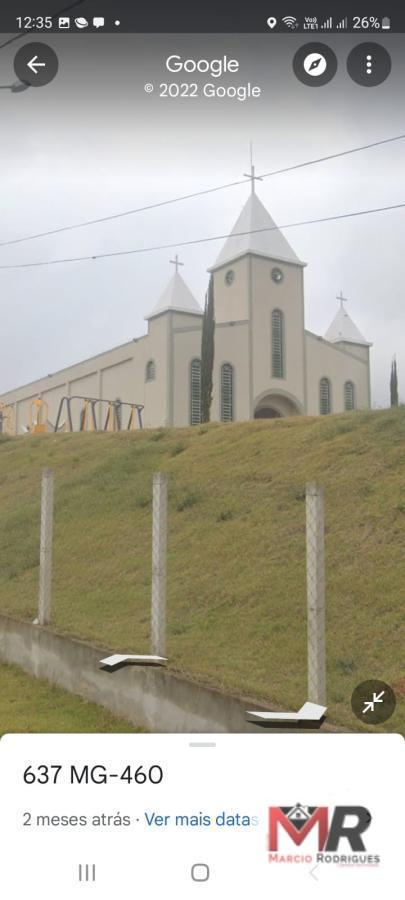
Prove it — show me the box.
[267,17,277,29]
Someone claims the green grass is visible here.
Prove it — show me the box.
[0,409,404,733]
[0,663,140,733]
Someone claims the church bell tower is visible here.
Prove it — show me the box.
[208,163,307,418]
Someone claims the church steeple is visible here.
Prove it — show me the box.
[145,259,202,320]
[324,293,370,346]
[209,157,305,272]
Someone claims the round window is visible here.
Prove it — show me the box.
[271,267,284,284]
[225,269,235,286]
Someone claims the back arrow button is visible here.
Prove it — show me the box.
[27,55,47,75]
[14,43,59,87]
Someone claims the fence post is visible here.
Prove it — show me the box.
[306,482,326,705]
[151,472,168,657]
[38,468,54,625]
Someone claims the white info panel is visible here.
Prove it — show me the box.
[0,733,403,899]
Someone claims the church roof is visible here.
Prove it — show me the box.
[145,270,203,320]
[324,304,370,346]
[209,190,305,271]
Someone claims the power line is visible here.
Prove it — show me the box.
[0,133,404,249]
[0,200,403,270]
[0,176,250,248]
[259,133,405,178]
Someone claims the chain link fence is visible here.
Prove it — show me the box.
[306,483,327,705]
[0,463,326,709]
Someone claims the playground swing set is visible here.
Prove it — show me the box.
[1,395,144,435]
[54,395,144,433]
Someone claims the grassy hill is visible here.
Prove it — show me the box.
[0,409,404,733]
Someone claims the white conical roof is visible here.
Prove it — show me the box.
[210,190,304,271]
[146,270,203,320]
[324,304,370,346]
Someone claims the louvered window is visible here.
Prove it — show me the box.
[320,377,331,415]
[344,381,355,411]
[220,363,234,422]
[115,398,122,430]
[272,309,284,378]
[145,360,156,382]
[190,358,201,425]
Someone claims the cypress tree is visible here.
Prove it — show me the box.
[200,274,215,423]
[390,357,399,408]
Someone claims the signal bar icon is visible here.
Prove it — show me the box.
[321,16,333,29]
[337,17,348,29]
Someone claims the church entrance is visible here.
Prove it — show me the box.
[254,392,301,419]
[254,407,281,419]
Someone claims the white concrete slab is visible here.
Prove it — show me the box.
[100,653,167,669]
[246,701,327,723]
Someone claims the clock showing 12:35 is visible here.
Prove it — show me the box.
[16,16,53,29]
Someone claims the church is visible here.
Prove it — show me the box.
[0,171,371,434]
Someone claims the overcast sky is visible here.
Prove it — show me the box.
[0,32,404,406]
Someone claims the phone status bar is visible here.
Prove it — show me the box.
[5,4,405,34]
[12,14,395,34]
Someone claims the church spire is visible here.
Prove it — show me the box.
[209,146,305,272]
[145,259,202,320]
[324,293,370,346]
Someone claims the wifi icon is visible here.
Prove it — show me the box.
[282,16,298,28]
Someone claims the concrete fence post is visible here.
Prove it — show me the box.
[38,468,54,626]
[151,472,168,657]
[306,482,326,705]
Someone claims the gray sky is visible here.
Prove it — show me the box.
[0,33,404,406]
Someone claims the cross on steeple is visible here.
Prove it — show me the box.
[170,254,184,274]
[244,142,263,195]
[337,289,349,309]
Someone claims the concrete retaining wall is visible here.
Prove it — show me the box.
[0,613,269,732]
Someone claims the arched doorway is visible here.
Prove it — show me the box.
[254,407,282,419]
[254,392,302,419]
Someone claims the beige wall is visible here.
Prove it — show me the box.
[211,253,307,419]
[212,256,250,324]
[332,340,370,364]
[212,322,249,422]
[250,256,306,415]
[305,331,370,415]
[172,324,202,426]
[142,315,169,427]
[0,263,371,432]
[171,316,250,427]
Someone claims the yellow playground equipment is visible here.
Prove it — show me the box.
[29,398,49,434]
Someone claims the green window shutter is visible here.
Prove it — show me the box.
[344,381,355,411]
[272,309,284,378]
[145,360,156,382]
[320,378,331,415]
[220,363,234,422]
[190,359,202,425]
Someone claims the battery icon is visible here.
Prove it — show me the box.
[382,17,391,29]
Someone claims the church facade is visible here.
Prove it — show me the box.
[0,180,371,434]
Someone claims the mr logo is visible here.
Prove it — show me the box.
[269,803,372,851]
